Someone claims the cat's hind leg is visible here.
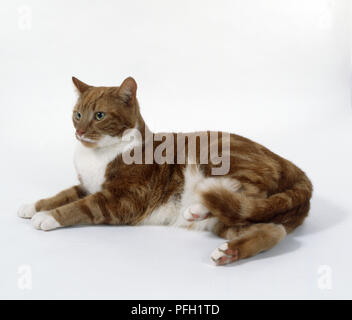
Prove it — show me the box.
[183,203,210,221]
[181,174,242,223]
[211,223,286,266]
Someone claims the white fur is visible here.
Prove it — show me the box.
[31,211,61,231]
[180,165,205,209]
[140,199,181,226]
[183,203,209,221]
[140,165,241,232]
[74,129,141,194]
[140,199,218,232]
[77,135,96,143]
[211,243,229,261]
[196,176,241,194]
[211,242,239,265]
[18,203,36,218]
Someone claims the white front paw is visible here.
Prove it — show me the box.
[18,203,37,219]
[31,211,61,231]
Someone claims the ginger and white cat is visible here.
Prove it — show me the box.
[18,77,312,265]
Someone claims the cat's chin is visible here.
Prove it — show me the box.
[80,140,97,148]
[76,135,98,148]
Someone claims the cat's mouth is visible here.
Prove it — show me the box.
[76,134,97,145]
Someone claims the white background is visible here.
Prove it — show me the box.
[0,0,351,299]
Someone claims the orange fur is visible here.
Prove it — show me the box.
[20,77,313,265]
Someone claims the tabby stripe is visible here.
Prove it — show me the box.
[79,203,95,222]
[96,196,111,223]
[54,209,64,220]
[66,189,76,201]
[63,194,70,204]
[74,185,86,199]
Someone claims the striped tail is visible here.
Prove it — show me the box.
[201,173,313,229]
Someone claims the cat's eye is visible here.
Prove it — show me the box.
[95,112,105,121]
[75,111,81,121]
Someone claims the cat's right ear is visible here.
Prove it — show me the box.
[72,77,91,94]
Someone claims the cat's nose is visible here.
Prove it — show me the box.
[76,129,85,136]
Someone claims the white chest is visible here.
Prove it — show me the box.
[74,143,119,194]
[73,130,143,194]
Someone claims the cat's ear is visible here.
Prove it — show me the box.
[117,77,137,104]
[72,77,91,94]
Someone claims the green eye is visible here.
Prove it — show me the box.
[95,112,105,121]
[75,112,81,120]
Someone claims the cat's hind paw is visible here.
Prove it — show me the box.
[18,203,37,219]
[183,203,210,222]
[31,211,61,231]
[211,243,239,266]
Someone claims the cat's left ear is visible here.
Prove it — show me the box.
[117,77,137,104]
[72,77,91,94]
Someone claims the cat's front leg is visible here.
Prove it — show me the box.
[18,185,86,219]
[31,190,127,231]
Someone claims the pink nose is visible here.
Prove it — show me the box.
[76,130,85,136]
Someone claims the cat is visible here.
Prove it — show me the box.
[18,76,312,266]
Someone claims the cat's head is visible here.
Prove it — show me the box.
[72,77,140,148]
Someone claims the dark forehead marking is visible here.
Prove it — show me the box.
[79,88,106,112]
[75,86,121,113]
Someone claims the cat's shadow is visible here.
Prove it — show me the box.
[210,196,347,267]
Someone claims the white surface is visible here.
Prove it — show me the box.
[0,0,351,299]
